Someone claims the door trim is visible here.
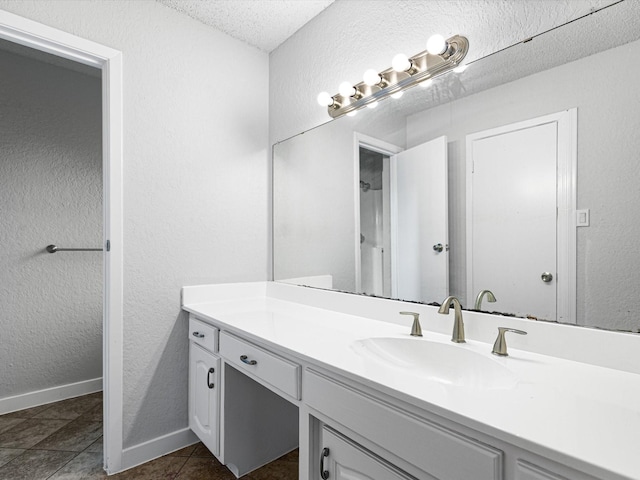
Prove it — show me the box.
[0,10,125,472]
[353,133,403,293]
[465,109,577,324]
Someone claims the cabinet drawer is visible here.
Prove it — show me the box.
[305,369,503,480]
[219,331,300,400]
[189,316,219,353]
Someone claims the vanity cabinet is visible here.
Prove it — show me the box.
[320,426,421,480]
[188,332,221,456]
[305,369,503,480]
[184,290,627,480]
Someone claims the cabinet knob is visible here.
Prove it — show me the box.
[320,447,330,479]
[192,331,205,338]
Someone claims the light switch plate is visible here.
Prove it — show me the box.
[576,209,590,227]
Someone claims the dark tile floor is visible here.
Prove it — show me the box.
[0,393,298,479]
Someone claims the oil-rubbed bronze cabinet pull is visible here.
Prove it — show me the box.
[240,355,257,366]
[207,368,215,389]
[320,447,330,479]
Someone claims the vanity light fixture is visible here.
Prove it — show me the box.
[317,34,469,119]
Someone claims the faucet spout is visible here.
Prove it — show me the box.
[438,296,465,343]
[474,289,497,310]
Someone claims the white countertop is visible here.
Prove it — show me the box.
[183,282,640,480]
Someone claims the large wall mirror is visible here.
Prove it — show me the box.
[273,1,640,333]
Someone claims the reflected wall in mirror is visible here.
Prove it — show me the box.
[273,1,640,333]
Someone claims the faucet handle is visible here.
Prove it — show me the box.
[400,311,422,337]
[492,327,527,356]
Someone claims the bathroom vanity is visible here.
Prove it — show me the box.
[183,281,640,480]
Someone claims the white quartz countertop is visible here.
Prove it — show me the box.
[183,287,640,480]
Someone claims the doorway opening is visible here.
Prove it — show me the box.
[0,10,123,473]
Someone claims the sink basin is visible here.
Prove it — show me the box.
[351,337,518,390]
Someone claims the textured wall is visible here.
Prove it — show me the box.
[0,0,269,449]
[269,0,616,145]
[0,49,102,399]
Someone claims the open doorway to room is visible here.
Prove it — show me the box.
[0,11,123,474]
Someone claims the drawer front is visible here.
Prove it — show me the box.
[219,331,300,400]
[189,316,219,353]
[305,369,503,480]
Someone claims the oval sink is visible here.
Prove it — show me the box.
[351,337,518,390]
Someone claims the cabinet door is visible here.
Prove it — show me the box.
[189,342,220,456]
[321,427,425,480]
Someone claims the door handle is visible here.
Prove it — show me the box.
[541,272,553,283]
[433,243,443,253]
[207,367,215,389]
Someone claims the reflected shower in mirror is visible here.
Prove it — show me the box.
[272,1,640,333]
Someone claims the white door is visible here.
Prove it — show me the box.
[321,427,423,480]
[466,111,576,321]
[189,343,220,456]
[391,136,448,303]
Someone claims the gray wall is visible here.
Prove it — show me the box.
[0,49,102,399]
[0,0,269,449]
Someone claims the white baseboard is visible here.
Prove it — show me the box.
[0,377,103,415]
[120,428,199,473]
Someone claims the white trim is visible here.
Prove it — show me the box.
[353,133,403,294]
[0,10,124,474]
[121,428,199,472]
[465,109,577,324]
[0,378,102,415]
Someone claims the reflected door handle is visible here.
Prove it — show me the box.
[433,243,443,253]
[541,272,553,283]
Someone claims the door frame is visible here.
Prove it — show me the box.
[465,109,577,324]
[0,10,124,472]
[353,133,403,293]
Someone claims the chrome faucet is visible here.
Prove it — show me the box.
[474,289,496,310]
[437,296,465,343]
[400,311,422,337]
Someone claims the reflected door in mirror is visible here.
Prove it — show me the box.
[391,136,449,303]
[467,111,576,321]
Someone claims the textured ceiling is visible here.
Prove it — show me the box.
[156,0,335,52]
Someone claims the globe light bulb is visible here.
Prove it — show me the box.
[366,101,379,109]
[426,34,447,55]
[317,91,334,107]
[346,110,358,117]
[391,91,404,99]
[419,79,434,88]
[339,81,357,97]
[453,64,468,73]
[363,69,382,86]
[392,53,411,73]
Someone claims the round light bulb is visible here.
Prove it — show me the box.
[391,91,404,99]
[419,79,434,88]
[339,81,357,97]
[392,53,411,73]
[453,64,468,73]
[317,91,334,107]
[426,34,447,55]
[363,69,381,86]
[366,101,379,109]
[346,110,358,117]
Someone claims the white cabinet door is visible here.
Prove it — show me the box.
[321,427,426,480]
[189,342,220,456]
